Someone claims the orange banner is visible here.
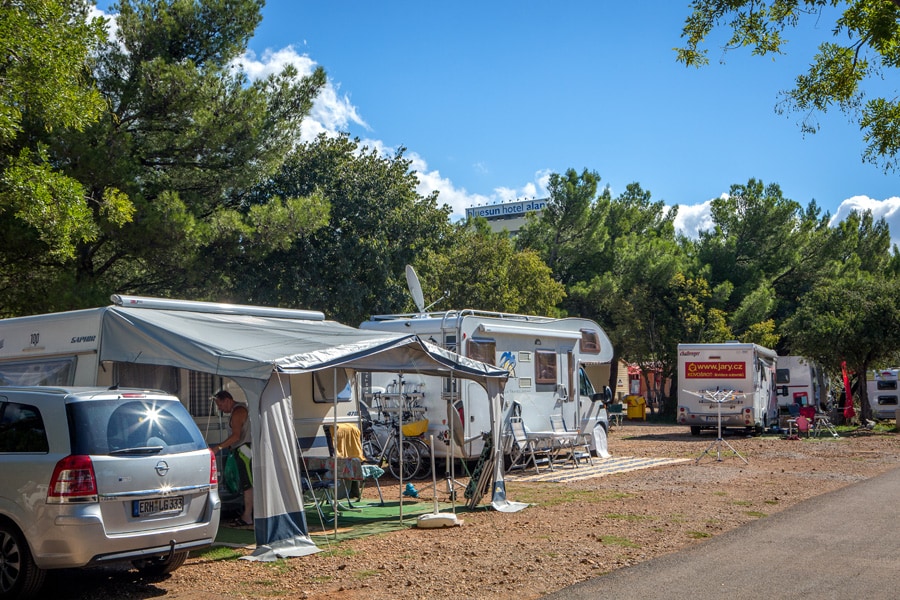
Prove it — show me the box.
[684,361,746,379]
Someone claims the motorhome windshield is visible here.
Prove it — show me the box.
[579,367,596,397]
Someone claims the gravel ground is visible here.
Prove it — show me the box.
[42,421,899,600]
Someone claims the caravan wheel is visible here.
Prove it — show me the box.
[690,426,701,436]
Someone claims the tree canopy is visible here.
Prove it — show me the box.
[677,0,900,171]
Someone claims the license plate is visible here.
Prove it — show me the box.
[133,496,184,517]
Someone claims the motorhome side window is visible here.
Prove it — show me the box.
[0,358,75,386]
[876,379,898,391]
[776,369,790,384]
[466,338,496,365]
[579,329,601,354]
[0,401,49,453]
[535,350,557,385]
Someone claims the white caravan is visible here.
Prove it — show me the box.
[677,342,778,435]
[0,298,359,452]
[775,355,832,411]
[867,369,900,419]
[359,309,614,460]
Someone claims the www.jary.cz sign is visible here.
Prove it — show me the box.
[684,361,746,379]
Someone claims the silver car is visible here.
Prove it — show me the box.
[0,387,221,599]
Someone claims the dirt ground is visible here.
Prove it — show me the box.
[42,421,899,600]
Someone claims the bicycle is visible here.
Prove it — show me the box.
[362,415,431,480]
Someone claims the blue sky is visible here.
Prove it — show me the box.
[94,1,899,244]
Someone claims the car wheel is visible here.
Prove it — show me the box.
[131,551,188,576]
[0,522,45,600]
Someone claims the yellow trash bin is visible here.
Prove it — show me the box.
[625,395,646,420]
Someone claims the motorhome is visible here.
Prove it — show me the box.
[359,309,614,460]
[866,369,900,419]
[677,342,778,435]
[775,355,831,411]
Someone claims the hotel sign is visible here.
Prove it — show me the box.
[465,199,547,220]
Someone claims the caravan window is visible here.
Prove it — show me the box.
[876,379,898,391]
[0,358,75,386]
[776,368,791,384]
[113,362,179,394]
[579,329,601,354]
[189,371,219,417]
[313,369,353,404]
[535,350,557,385]
[466,338,496,365]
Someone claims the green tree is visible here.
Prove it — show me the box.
[695,178,842,348]
[1,0,328,316]
[783,272,900,421]
[246,134,452,324]
[0,0,135,315]
[418,219,566,316]
[516,168,611,291]
[677,1,900,170]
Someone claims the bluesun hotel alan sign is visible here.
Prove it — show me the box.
[464,198,548,220]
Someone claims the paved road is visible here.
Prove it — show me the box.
[543,465,900,600]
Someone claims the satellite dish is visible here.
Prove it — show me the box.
[405,264,426,313]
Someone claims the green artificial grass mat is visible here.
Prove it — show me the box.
[215,499,474,546]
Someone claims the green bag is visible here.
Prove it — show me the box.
[224,452,240,494]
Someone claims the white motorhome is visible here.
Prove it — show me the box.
[775,355,831,411]
[867,369,900,419]
[677,342,778,435]
[359,309,614,459]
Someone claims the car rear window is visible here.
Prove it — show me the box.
[67,398,206,456]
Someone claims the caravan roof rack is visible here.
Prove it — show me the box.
[110,295,326,321]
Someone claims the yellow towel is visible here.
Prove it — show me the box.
[333,423,365,460]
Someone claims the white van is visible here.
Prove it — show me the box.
[775,355,831,411]
[359,309,614,459]
[677,342,778,435]
[867,369,900,419]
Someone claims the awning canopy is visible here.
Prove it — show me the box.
[99,305,510,382]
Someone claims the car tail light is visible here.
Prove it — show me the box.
[47,455,98,503]
[209,448,219,487]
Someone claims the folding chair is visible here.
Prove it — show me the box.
[507,416,552,474]
[606,403,625,428]
[325,424,385,507]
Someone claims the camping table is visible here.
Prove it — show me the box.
[526,430,574,469]
[812,414,839,438]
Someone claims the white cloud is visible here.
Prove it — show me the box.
[234,47,367,143]
[830,195,900,248]
[673,198,716,239]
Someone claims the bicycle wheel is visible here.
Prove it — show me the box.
[408,437,432,480]
[387,438,422,480]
